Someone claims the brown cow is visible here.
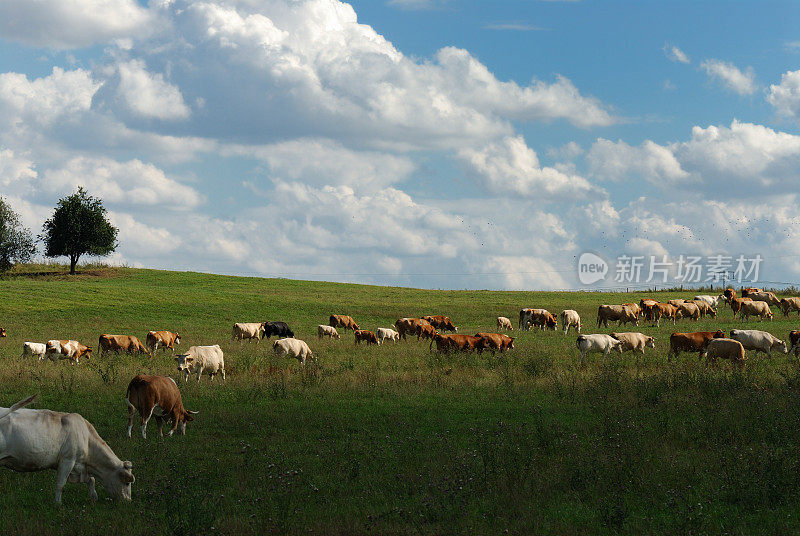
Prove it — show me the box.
[394,318,432,340]
[431,333,455,353]
[667,299,686,308]
[99,335,151,357]
[423,315,458,332]
[353,330,379,346]
[704,338,746,369]
[417,323,437,341]
[125,375,197,439]
[730,296,753,318]
[521,308,557,330]
[329,315,360,333]
[724,288,736,303]
[475,332,515,353]
[146,331,181,355]
[597,305,638,327]
[690,300,717,319]
[667,330,726,361]
[45,340,92,364]
[446,334,485,352]
[639,299,659,323]
[780,298,800,317]
[747,291,781,307]
[741,287,762,298]
[676,302,700,321]
[790,330,800,357]
[653,303,681,326]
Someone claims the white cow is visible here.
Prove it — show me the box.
[45,340,92,364]
[317,325,340,339]
[694,294,726,309]
[560,310,581,334]
[273,338,314,366]
[376,328,400,344]
[739,301,773,322]
[232,322,265,342]
[576,334,624,365]
[21,342,47,361]
[610,332,655,354]
[175,345,225,382]
[496,317,514,331]
[729,329,788,357]
[0,394,135,504]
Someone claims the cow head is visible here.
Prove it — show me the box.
[97,461,135,501]
[175,354,194,380]
[646,337,656,349]
[767,311,774,321]
[612,340,624,353]
[177,409,200,435]
[507,337,515,349]
[80,346,93,359]
[352,322,360,331]
[174,333,182,346]
[713,330,726,339]
[708,308,717,318]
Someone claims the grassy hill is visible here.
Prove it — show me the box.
[1,266,800,535]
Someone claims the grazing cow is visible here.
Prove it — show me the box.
[263,321,294,339]
[98,335,150,357]
[475,333,515,353]
[653,303,681,327]
[610,332,655,354]
[232,322,265,343]
[576,334,624,365]
[423,316,458,332]
[640,299,659,323]
[376,328,400,344]
[677,302,701,321]
[416,323,437,342]
[779,297,800,317]
[729,330,788,357]
[694,294,726,309]
[703,338,746,368]
[446,334,485,352]
[175,345,225,382]
[790,330,800,357]
[125,375,198,439]
[560,310,581,334]
[730,296,753,318]
[724,288,737,303]
[145,331,181,355]
[739,301,773,322]
[329,315,359,333]
[521,308,557,330]
[394,318,432,340]
[0,394,134,504]
[21,342,47,361]
[273,338,314,366]
[597,305,638,327]
[747,291,781,307]
[45,340,92,364]
[317,325,340,339]
[496,317,513,331]
[667,330,726,361]
[354,330,379,346]
[741,287,763,298]
[690,300,717,319]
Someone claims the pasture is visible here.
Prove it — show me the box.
[2,265,800,535]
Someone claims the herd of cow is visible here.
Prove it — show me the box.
[2,286,800,505]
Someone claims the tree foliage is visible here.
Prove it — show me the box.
[40,187,118,274]
[0,198,36,272]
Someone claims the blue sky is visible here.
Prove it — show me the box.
[0,0,799,289]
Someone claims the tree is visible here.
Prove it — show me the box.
[0,198,36,272]
[40,187,118,275]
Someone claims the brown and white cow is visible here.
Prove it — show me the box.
[667,330,726,361]
[125,375,197,439]
[496,317,514,331]
[394,318,432,340]
[145,331,181,355]
[99,335,150,357]
[423,315,458,332]
[739,300,773,322]
[329,315,360,333]
[354,330,379,346]
[45,340,92,364]
[730,296,753,318]
[521,308,557,330]
[475,332,515,353]
[779,297,800,317]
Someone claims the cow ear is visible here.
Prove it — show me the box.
[119,469,135,483]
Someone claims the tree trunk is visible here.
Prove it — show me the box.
[70,255,78,275]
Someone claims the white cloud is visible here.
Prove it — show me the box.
[0,149,38,192]
[767,70,800,121]
[663,44,690,64]
[0,0,156,49]
[700,59,757,95]
[41,157,204,208]
[113,60,191,120]
[459,135,597,198]
[587,138,688,184]
[546,141,584,161]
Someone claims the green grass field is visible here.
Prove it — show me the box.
[2,265,800,535]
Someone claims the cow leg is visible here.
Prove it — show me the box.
[155,416,164,437]
[87,476,97,502]
[142,405,155,439]
[54,458,76,504]
[197,367,204,382]
[126,401,136,438]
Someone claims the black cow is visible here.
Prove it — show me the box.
[263,321,294,339]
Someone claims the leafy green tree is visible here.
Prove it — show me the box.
[0,197,36,272]
[40,187,118,275]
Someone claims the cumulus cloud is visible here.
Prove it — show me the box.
[110,60,191,121]
[767,70,800,121]
[700,59,758,95]
[587,138,688,184]
[663,44,690,64]
[0,149,38,192]
[459,135,597,198]
[0,0,156,49]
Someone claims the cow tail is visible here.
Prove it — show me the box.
[0,394,37,422]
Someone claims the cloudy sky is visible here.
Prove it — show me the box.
[1,0,799,290]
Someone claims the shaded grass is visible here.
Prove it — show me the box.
[1,266,800,534]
